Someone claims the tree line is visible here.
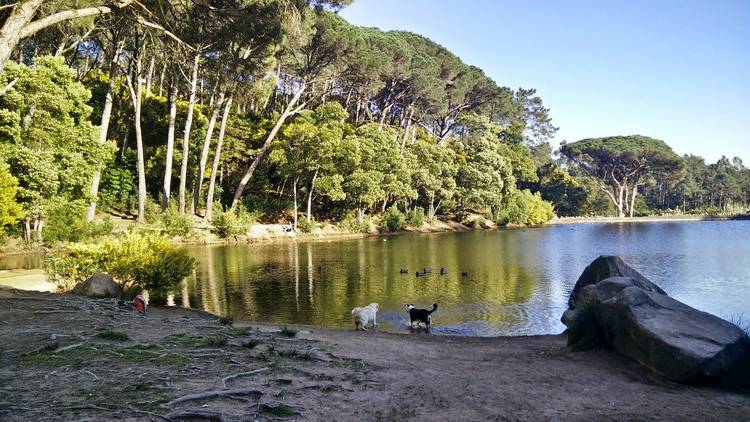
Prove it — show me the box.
[0,1,746,244]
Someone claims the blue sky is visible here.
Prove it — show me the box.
[340,0,750,164]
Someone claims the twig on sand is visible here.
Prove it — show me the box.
[122,408,174,421]
[168,388,262,406]
[221,367,270,388]
[54,342,84,353]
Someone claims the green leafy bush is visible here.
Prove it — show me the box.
[42,199,114,243]
[406,207,425,228]
[379,205,405,232]
[498,189,555,226]
[44,233,195,297]
[340,215,372,233]
[296,218,316,233]
[210,206,246,238]
[161,203,194,237]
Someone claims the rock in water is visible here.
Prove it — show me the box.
[72,273,122,298]
[568,255,666,307]
[592,277,750,383]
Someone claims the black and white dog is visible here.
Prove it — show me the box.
[404,303,438,329]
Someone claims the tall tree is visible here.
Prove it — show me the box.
[561,135,685,217]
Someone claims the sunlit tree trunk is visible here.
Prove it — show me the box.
[306,170,318,223]
[192,88,225,216]
[230,82,306,209]
[87,41,121,222]
[162,78,178,209]
[292,176,299,231]
[179,54,200,215]
[125,50,147,222]
[204,93,233,222]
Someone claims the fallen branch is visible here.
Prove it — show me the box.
[54,342,84,353]
[221,367,270,388]
[171,411,227,422]
[168,388,262,406]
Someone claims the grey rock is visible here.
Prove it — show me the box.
[72,273,122,298]
[593,282,750,383]
[568,255,666,308]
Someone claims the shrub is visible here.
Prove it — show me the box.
[296,218,316,233]
[44,233,195,297]
[161,203,194,237]
[498,189,554,226]
[279,326,297,337]
[210,206,246,238]
[340,215,372,233]
[379,205,405,232]
[42,199,113,243]
[405,207,425,228]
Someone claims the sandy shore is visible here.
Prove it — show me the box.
[549,214,748,225]
[1,287,748,421]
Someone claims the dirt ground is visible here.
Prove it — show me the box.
[1,287,748,421]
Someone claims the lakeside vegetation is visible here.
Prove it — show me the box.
[0,0,747,256]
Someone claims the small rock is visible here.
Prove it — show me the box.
[72,273,122,298]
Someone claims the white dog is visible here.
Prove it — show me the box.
[351,303,379,331]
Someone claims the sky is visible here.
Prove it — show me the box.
[340,0,750,164]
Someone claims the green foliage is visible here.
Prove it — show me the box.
[0,57,116,226]
[297,218,316,233]
[339,215,372,233]
[0,163,22,232]
[160,204,194,237]
[96,330,130,341]
[406,207,425,228]
[210,206,247,238]
[41,199,113,243]
[379,205,406,232]
[498,189,555,226]
[45,233,195,297]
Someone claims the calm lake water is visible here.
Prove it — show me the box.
[176,221,750,336]
[2,221,748,336]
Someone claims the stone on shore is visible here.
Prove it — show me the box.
[72,273,122,298]
[567,255,666,307]
[563,257,750,384]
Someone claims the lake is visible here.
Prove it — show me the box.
[177,220,750,336]
[2,221,748,336]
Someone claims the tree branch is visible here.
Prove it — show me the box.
[19,1,136,39]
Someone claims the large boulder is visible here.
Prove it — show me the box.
[72,273,122,298]
[592,277,750,383]
[567,255,666,308]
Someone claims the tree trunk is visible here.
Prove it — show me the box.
[192,88,225,215]
[0,0,45,75]
[230,82,306,209]
[162,78,178,209]
[629,185,638,218]
[428,196,436,222]
[203,93,233,222]
[179,54,200,215]
[86,41,121,222]
[306,170,318,223]
[145,56,154,97]
[126,57,146,222]
[293,176,299,231]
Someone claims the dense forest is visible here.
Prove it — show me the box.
[0,0,748,246]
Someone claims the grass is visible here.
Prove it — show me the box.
[217,316,234,326]
[203,336,228,347]
[279,326,298,338]
[96,330,130,341]
[727,313,750,335]
[19,343,186,367]
[241,339,261,349]
[261,403,295,417]
[225,326,253,336]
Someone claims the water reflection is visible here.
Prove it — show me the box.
[177,221,750,336]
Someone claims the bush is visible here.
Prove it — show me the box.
[339,215,372,233]
[161,203,194,237]
[406,207,425,228]
[498,189,555,226]
[44,233,195,298]
[296,218,316,233]
[42,199,114,243]
[210,206,246,238]
[379,205,405,232]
